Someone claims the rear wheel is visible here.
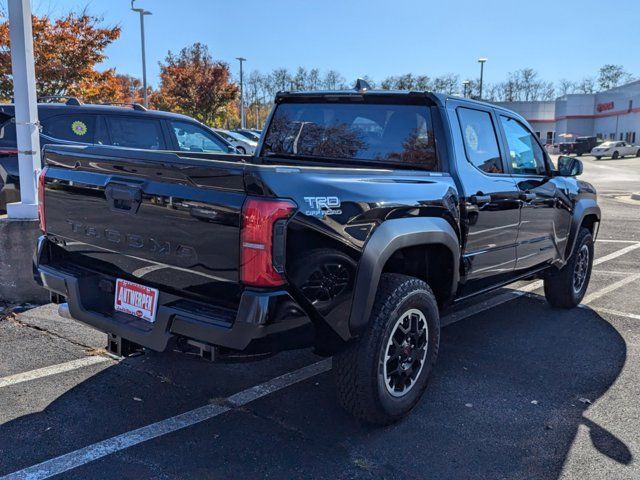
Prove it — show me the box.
[333,274,440,425]
[635,149,640,158]
[544,227,594,308]
[612,151,620,159]
[594,156,602,160]
[236,146,246,154]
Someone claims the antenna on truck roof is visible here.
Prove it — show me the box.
[354,78,372,92]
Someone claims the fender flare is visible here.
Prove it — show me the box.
[348,217,460,335]
[565,198,601,260]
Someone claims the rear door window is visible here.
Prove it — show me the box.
[105,116,166,150]
[41,114,96,143]
[457,107,503,174]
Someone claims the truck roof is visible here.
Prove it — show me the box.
[274,89,529,125]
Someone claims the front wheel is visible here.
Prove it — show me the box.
[544,227,594,308]
[236,146,246,154]
[333,274,440,425]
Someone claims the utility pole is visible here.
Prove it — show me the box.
[131,1,152,108]
[236,57,246,129]
[7,0,41,219]
[478,57,487,100]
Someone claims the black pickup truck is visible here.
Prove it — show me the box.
[35,85,600,424]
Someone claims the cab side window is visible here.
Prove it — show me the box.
[499,116,547,175]
[105,116,166,150]
[169,120,227,153]
[41,114,96,143]
[457,107,503,174]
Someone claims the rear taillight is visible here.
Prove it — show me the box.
[38,166,48,233]
[240,197,296,287]
[0,148,18,155]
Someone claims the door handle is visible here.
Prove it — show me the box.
[470,193,492,205]
[519,192,536,202]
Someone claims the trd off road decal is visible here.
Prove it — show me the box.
[303,196,342,216]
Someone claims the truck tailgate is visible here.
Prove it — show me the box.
[42,145,247,310]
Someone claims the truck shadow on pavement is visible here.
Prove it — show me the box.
[0,296,630,479]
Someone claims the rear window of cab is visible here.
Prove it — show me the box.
[262,102,438,170]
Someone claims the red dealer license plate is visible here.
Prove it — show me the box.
[114,279,159,323]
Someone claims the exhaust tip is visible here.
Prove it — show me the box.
[58,303,72,320]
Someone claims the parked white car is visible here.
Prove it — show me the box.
[213,129,257,155]
[591,141,640,160]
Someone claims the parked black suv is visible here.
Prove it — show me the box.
[35,85,600,425]
[0,98,237,211]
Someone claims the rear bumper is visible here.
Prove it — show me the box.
[36,238,313,354]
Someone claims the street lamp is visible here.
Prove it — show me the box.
[478,57,487,100]
[131,1,152,108]
[236,57,246,129]
[462,80,470,98]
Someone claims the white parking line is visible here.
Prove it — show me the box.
[593,242,640,264]
[582,273,640,305]
[596,239,639,244]
[0,356,112,389]
[580,306,640,320]
[0,359,332,480]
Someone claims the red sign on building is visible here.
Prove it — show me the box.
[596,101,614,112]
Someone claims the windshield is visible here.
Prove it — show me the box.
[262,102,437,169]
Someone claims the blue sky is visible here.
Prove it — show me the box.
[35,0,640,87]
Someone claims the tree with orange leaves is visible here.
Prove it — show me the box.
[152,43,238,126]
[0,11,128,103]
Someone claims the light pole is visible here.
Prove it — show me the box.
[478,57,487,100]
[131,1,152,108]
[462,80,470,98]
[236,57,246,129]
[6,0,41,219]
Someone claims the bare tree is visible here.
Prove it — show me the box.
[576,76,596,94]
[557,78,576,96]
[433,74,460,95]
[323,70,345,90]
[307,68,321,90]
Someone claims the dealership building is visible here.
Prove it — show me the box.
[496,80,640,145]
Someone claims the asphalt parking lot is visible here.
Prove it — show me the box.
[1,155,640,480]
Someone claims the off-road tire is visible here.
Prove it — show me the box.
[333,273,440,425]
[544,227,594,308]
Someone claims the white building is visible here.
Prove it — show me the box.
[496,80,640,145]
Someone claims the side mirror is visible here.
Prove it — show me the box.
[557,155,583,176]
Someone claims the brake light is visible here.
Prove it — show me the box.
[38,166,48,233]
[240,197,296,287]
[0,148,18,155]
